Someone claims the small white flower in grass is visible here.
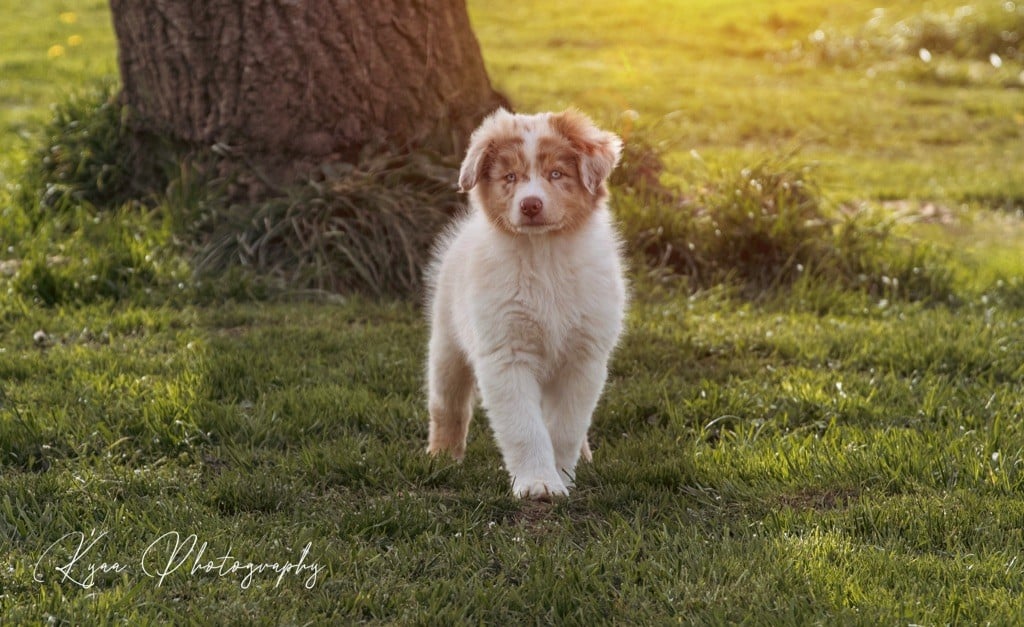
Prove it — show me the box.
[835,381,847,398]
[919,48,932,63]
[990,53,1003,69]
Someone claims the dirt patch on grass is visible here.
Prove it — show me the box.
[504,499,562,530]
[776,487,860,512]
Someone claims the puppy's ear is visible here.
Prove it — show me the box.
[580,131,622,195]
[459,108,514,193]
[549,110,622,195]
[458,138,487,193]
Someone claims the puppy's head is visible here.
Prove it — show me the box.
[458,108,622,235]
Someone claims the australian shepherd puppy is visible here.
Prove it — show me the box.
[425,108,628,499]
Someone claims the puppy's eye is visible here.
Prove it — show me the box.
[505,173,517,183]
[549,170,563,180]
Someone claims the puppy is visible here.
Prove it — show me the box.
[425,108,628,499]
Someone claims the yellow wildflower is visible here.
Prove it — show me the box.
[47,44,66,58]
[67,35,83,47]
[58,11,77,24]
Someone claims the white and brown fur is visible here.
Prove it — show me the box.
[425,108,628,499]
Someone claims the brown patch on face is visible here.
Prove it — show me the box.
[537,136,580,185]
[485,137,528,182]
[548,110,597,154]
[477,136,526,235]
[548,110,621,198]
[536,135,599,235]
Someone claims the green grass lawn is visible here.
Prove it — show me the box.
[471,0,1024,204]
[3,0,1024,623]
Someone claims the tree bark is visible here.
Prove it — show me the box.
[109,0,507,166]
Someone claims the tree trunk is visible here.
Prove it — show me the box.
[109,0,507,168]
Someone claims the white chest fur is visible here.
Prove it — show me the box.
[442,210,626,382]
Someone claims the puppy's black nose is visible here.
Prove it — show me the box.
[520,196,543,218]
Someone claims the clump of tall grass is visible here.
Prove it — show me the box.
[892,4,1024,63]
[192,150,462,298]
[6,84,190,306]
[11,83,464,301]
[615,151,953,302]
[20,81,177,217]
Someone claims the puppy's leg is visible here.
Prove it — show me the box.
[476,358,567,499]
[427,333,475,461]
[543,356,609,486]
[579,438,593,463]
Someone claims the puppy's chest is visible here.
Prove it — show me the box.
[503,260,595,360]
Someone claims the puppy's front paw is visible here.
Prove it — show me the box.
[426,439,465,462]
[512,476,569,501]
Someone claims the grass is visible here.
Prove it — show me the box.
[191,151,464,297]
[470,0,1024,205]
[0,0,115,180]
[2,0,1024,623]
